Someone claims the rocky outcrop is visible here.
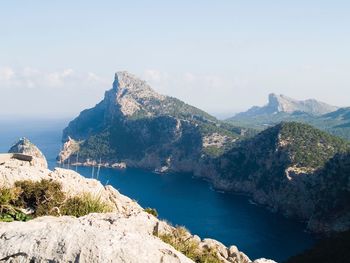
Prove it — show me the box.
[113,71,166,116]
[234,93,339,118]
[0,213,194,263]
[0,143,273,263]
[57,136,80,163]
[0,157,140,214]
[8,138,48,168]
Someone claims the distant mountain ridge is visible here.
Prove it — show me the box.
[234,93,339,118]
[227,94,350,141]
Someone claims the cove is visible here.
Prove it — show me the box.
[72,165,315,262]
[0,120,315,262]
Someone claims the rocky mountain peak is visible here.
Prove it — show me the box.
[267,93,301,113]
[235,93,339,118]
[107,71,165,116]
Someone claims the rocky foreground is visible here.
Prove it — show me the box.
[0,139,274,263]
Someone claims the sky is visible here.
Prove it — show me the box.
[0,1,349,119]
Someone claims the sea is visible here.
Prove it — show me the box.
[0,118,316,262]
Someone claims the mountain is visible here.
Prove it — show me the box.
[227,94,350,141]
[61,74,350,234]
[323,107,350,126]
[235,93,339,118]
[200,122,350,233]
[60,71,253,171]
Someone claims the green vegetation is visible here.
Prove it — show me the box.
[14,179,65,217]
[61,193,112,217]
[0,179,111,222]
[0,186,32,222]
[217,122,350,195]
[309,151,350,226]
[215,122,350,230]
[203,146,226,157]
[144,207,158,217]
[79,131,116,160]
[157,226,222,263]
[279,122,349,168]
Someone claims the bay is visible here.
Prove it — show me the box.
[0,119,315,262]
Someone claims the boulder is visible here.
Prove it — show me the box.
[8,137,48,168]
[0,213,193,263]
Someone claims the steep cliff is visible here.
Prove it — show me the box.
[204,122,350,233]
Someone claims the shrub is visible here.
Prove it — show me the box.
[157,226,222,263]
[0,186,31,222]
[61,193,112,217]
[0,208,31,222]
[14,179,65,216]
[144,207,158,217]
[0,180,112,222]
[0,186,20,206]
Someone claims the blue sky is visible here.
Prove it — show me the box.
[1,1,349,117]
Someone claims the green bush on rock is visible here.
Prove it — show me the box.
[14,179,65,216]
[157,226,222,263]
[144,207,158,217]
[61,193,112,217]
[0,179,112,222]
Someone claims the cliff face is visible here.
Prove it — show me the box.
[60,71,247,172]
[204,122,350,234]
[1,140,273,263]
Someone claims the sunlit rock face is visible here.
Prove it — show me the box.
[8,137,48,168]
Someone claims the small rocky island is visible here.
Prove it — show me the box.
[0,138,274,263]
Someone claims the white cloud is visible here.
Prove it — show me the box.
[0,67,108,90]
[0,67,15,81]
[0,67,111,117]
[141,69,241,115]
[143,69,169,84]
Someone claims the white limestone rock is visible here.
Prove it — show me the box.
[8,137,48,168]
[0,213,194,263]
[114,71,166,116]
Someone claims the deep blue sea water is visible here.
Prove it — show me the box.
[0,119,316,262]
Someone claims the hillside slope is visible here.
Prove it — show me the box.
[202,122,350,233]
